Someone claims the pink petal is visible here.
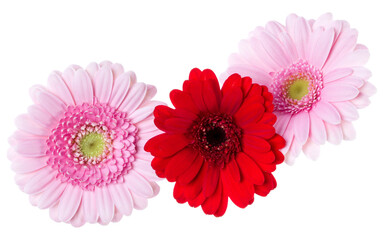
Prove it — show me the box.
[259,31,291,68]
[324,68,353,83]
[351,66,371,80]
[285,137,302,165]
[274,112,292,136]
[322,83,359,102]
[47,72,75,105]
[82,190,98,223]
[312,101,341,124]
[112,209,123,222]
[95,187,114,223]
[150,182,160,197]
[49,203,60,222]
[61,66,77,87]
[330,46,370,71]
[292,16,311,59]
[15,114,49,136]
[27,105,57,129]
[15,138,47,157]
[58,184,83,222]
[70,204,86,227]
[293,112,310,144]
[130,101,161,124]
[330,76,364,88]
[119,82,147,114]
[360,81,376,97]
[280,121,294,154]
[38,181,67,209]
[226,65,272,86]
[136,117,157,134]
[108,183,133,216]
[31,87,66,118]
[85,62,100,79]
[309,112,326,144]
[11,156,47,174]
[124,170,153,198]
[130,191,148,210]
[140,84,157,107]
[323,29,358,72]
[332,102,359,121]
[24,167,55,194]
[341,121,356,140]
[302,138,320,160]
[29,193,42,206]
[324,122,342,145]
[109,72,132,108]
[312,13,333,29]
[72,69,94,104]
[351,93,371,108]
[309,28,334,68]
[94,65,113,103]
[111,63,124,80]
[264,21,298,63]
[133,159,158,181]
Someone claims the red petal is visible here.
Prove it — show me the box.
[242,144,276,164]
[222,74,242,96]
[222,165,254,208]
[222,74,252,97]
[214,188,228,217]
[220,87,243,115]
[202,180,223,215]
[203,165,220,197]
[258,112,277,125]
[188,191,205,208]
[162,117,194,134]
[154,105,196,134]
[234,103,265,127]
[202,77,221,112]
[224,158,241,182]
[269,134,286,150]
[183,162,208,200]
[236,152,265,185]
[242,134,271,152]
[144,133,191,158]
[178,154,204,185]
[151,157,171,173]
[170,89,199,115]
[165,147,198,182]
[189,68,202,81]
[243,123,276,139]
[254,173,277,197]
[173,182,187,203]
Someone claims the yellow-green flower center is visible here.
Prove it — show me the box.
[79,132,106,158]
[287,79,309,100]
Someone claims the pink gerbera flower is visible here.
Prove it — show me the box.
[225,13,376,164]
[8,61,163,226]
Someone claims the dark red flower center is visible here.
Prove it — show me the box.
[191,113,242,168]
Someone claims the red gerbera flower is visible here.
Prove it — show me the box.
[145,68,285,216]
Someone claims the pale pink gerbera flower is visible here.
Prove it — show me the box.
[8,61,163,226]
[225,13,376,164]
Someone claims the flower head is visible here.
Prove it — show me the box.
[8,61,163,226]
[225,13,376,164]
[145,68,285,216]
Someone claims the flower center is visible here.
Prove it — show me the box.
[270,60,323,114]
[46,103,138,190]
[288,79,309,100]
[79,132,106,158]
[191,113,242,168]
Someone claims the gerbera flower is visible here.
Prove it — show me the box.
[8,61,163,226]
[224,13,376,164]
[145,68,285,216]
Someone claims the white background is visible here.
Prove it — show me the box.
[0,0,383,239]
